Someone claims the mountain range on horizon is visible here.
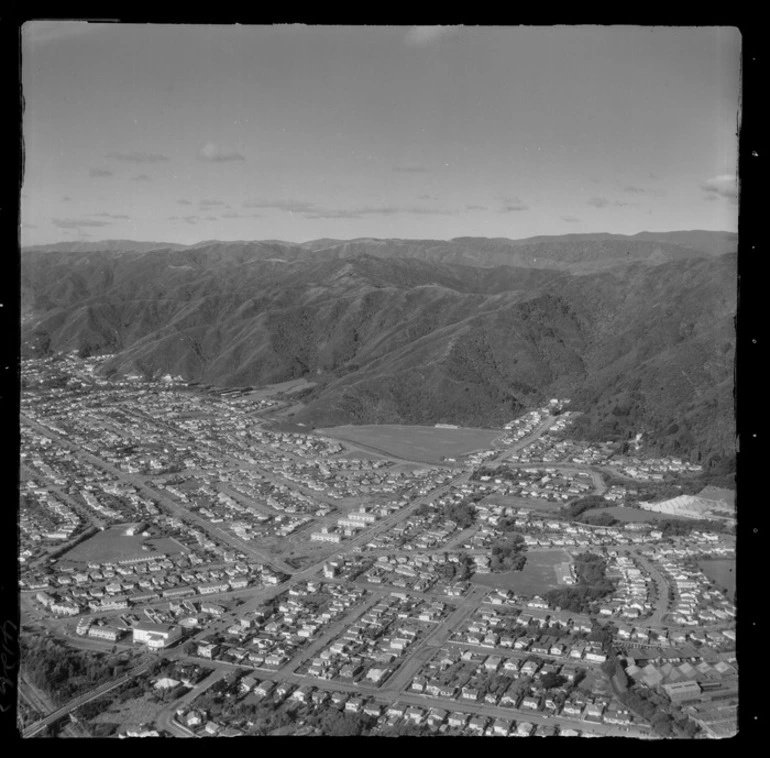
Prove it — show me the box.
[20,230,737,469]
[23,229,738,258]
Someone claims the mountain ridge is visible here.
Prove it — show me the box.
[20,232,737,465]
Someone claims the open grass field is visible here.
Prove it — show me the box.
[59,527,185,565]
[472,549,573,594]
[316,424,501,464]
[697,559,735,601]
[91,693,170,726]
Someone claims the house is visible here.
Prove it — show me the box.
[561,701,584,717]
[366,666,388,683]
[493,718,512,736]
[584,703,605,722]
[273,682,294,701]
[427,708,447,727]
[292,685,314,702]
[345,697,364,713]
[364,702,382,717]
[340,663,364,680]
[185,711,203,727]
[461,686,479,701]
[521,696,541,711]
[468,715,487,734]
[410,677,426,693]
[254,680,275,697]
[405,706,425,724]
[240,674,258,693]
[310,690,329,706]
[447,712,468,728]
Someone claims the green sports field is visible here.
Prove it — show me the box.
[472,548,573,595]
[316,424,501,463]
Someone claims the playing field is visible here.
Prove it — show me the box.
[472,549,573,595]
[697,559,735,601]
[60,528,185,565]
[316,424,501,463]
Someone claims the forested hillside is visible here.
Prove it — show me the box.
[21,233,737,462]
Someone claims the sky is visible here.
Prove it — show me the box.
[20,24,741,246]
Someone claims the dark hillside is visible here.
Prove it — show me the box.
[20,235,736,461]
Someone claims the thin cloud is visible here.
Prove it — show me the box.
[106,151,169,164]
[622,184,666,197]
[465,204,486,211]
[303,205,453,219]
[243,200,319,213]
[52,218,112,229]
[499,200,529,213]
[561,215,581,223]
[89,168,113,178]
[131,174,152,182]
[177,199,193,205]
[404,26,457,46]
[198,142,245,162]
[587,196,629,208]
[701,174,739,203]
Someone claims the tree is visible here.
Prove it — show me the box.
[540,672,567,690]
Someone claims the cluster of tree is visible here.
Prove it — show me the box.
[561,495,611,520]
[444,501,476,529]
[579,511,619,527]
[435,553,473,582]
[543,553,615,614]
[543,585,610,615]
[601,655,629,691]
[540,672,568,690]
[573,552,612,585]
[306,706,378,737]
[587,625,615,649]
[229,697,382,737]
[490,532,527,572]
[20,636,131,706]
[378,722,433,737]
